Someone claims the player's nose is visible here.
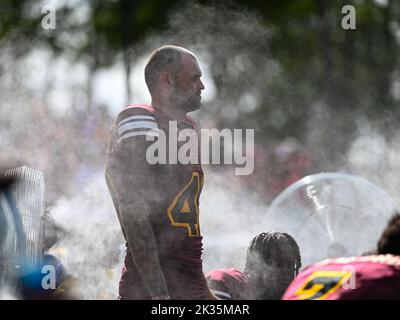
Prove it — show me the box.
[199,79,205,91]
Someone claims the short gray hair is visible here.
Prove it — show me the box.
[144,45,195,94]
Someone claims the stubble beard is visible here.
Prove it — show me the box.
[171,86,201,114]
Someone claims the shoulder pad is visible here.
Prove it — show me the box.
[115,104,159,143]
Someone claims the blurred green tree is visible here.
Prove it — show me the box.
[1,0,399,170]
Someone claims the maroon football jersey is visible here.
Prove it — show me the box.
[282,254,400,300]
[105,104,207,299]
[205,268,249,300]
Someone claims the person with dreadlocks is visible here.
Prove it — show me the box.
[283,213,400,300]
[205,231,302,300]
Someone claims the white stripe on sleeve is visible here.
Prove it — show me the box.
[117,115,156,127]
[117,120,158,135]
[117,130,160,143]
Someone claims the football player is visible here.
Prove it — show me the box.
[105,45,214,299]
[283,213,400,300]
[206,232,302,299]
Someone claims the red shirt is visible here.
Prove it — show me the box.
[205,268,249,300]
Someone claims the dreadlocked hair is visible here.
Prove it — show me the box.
[244,231,302,278]
[377,212,400,256]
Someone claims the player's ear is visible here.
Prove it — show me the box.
[159,71,173,88]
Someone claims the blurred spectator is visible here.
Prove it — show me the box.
[239,138,313,203]
[267,138,312,200]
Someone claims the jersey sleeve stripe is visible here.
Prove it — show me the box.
[117,130,159,143]
[117,120,159,135]
[117,115,156,127]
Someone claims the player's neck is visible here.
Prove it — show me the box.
[151,99,186,121]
